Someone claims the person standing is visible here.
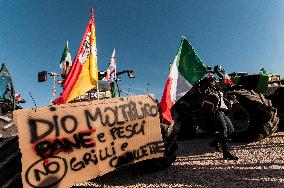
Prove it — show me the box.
[208,79,238,160]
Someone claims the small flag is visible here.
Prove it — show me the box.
[53,8,98,104]
[160,37,208,124]
[223,73,233,86]
[105,49,116,82]
[59,41,72,77]
[15,93,26,103]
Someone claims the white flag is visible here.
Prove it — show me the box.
[105,49,116,82]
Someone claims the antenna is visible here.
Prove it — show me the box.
[127,84,132,96]
[28,91,38,111]
[146,82,150,93]
[50,75,57,104]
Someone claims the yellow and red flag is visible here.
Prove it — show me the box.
[53,9,98,104]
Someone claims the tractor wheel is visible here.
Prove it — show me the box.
[172,103,199,140]
[0,136,22,188]
[0,112,22,188]
[266,86,284,130]
[229,89,279,142]
[176,112,198,140]
[229,103,251,133]
[277,108,284,130]
[141,121,179,172]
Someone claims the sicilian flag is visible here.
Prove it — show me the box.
[59,41,72,77]
[105,49,116,82]
[160,37,208,124]
[53,9,98,104]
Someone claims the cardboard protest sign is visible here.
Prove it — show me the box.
[13,94,164,188]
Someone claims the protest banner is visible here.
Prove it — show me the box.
[13,94,164,188]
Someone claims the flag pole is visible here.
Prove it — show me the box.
[91,7,99,101]
[50,75,57,104]
[97,82,99,100]
[114,49,116,80]
[91,7,94,19]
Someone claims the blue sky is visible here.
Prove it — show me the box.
[1,0,284,108]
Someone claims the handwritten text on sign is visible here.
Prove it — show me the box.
[13,95,164,188]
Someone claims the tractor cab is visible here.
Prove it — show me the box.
[0,64,15,114]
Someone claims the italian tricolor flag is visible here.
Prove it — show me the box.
[160,37,207,124]
[59,41,72,76]
[53,9,98,104]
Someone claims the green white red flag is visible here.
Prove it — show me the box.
[160,37,208,124]
[59,41,72,76]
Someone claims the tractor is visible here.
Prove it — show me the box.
[173,65,281,143]
[0,64,24,187]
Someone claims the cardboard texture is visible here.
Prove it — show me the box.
[13,94,163,188]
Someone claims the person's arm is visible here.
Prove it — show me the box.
[223,97,232,109]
